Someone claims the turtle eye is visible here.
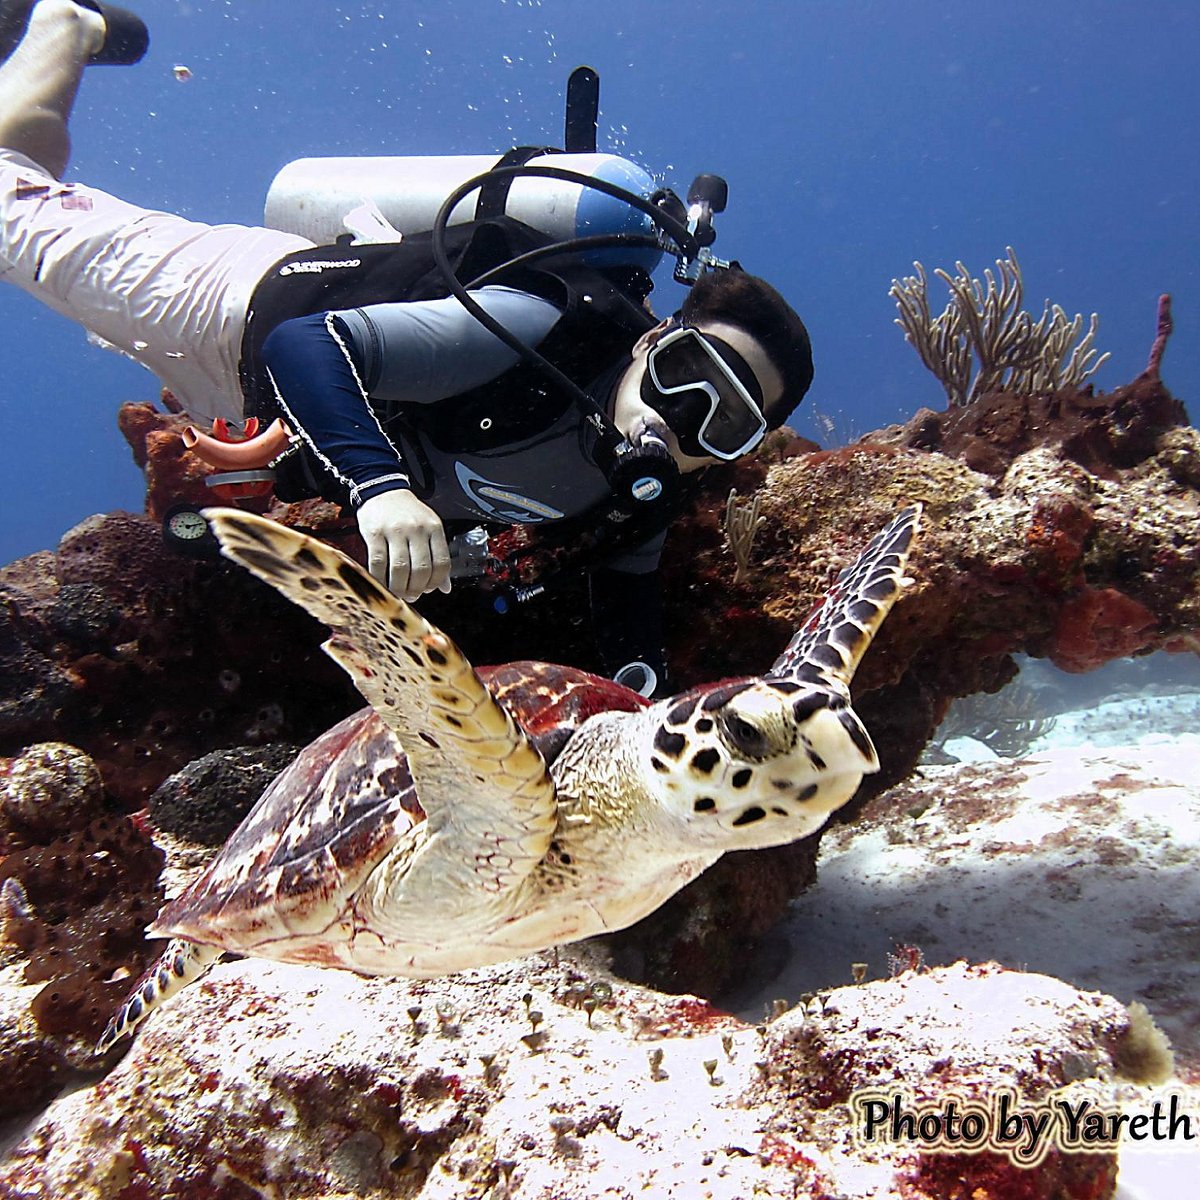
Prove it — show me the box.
[720,711,771,760]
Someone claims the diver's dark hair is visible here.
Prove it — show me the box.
[680,269,814,428]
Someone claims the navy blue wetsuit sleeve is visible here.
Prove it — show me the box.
[260,289,564,508]
[262,313,408,507]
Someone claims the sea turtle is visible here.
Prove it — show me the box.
[98,503,920,1052]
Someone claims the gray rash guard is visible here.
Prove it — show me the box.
[336,286,562,403]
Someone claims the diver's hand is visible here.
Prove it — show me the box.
[356,489,451,601]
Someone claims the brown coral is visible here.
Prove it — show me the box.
[1,745,165,1047]
[0,510,359,807]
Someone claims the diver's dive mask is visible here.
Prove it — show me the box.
[640,323,767,460]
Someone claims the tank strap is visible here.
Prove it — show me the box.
[475,146,557,220]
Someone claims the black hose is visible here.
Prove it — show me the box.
[431,164,696,460]
[461,231,662,290]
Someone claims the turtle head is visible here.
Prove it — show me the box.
[637,505,919,854]
[643,678,878,852]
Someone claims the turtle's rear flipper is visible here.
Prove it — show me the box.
[96,939,221,1053]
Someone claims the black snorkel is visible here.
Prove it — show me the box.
[428,65,735,529]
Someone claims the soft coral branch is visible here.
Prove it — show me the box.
[1142,293,1173,381]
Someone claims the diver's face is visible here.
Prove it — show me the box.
[614,320,784,473]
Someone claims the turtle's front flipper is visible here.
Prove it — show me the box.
[769,505,921,691]
[96,939,222,1053]
[201,509,558,898]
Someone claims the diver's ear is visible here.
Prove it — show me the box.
[631,318,673,358]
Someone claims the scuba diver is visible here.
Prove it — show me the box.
[0,1,813,695]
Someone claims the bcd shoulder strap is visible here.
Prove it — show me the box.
[238,215,560,419]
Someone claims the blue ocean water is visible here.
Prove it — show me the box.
[0,0,1196,562]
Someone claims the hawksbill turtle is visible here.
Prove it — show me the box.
[98,503,920,1052]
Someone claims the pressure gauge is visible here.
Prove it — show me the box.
[162,504,220,558]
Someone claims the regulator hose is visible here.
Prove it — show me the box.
[430,163,699,476]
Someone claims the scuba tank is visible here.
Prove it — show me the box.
[264,152,664,273]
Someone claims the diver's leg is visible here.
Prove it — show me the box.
[0,0,109,177]
[0,142,315,423]
[0,2,308,425]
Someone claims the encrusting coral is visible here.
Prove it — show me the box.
[0,743,165,1109]
[890,247,1111,407]
[0,509,361,808]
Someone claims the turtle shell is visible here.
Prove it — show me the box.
[153,661,647,944]
[483,660,649,762]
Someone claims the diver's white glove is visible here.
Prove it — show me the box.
[356,489,451,601]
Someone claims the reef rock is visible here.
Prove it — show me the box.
[757,713,1200,1195]
[0,744,166,1114]
[775,737,1200,1076]
[0,954,1145,1200]
[147,743,301,847]
[0,509,358,807]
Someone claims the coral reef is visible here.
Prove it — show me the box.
[0,292,1195,1192]
[0,509,359,807]
[0,744,166,1108]
[0,953,1137,1199]
[0,296,1194,1098]
[658,359,1198,817]
[6,336,1199,1002]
